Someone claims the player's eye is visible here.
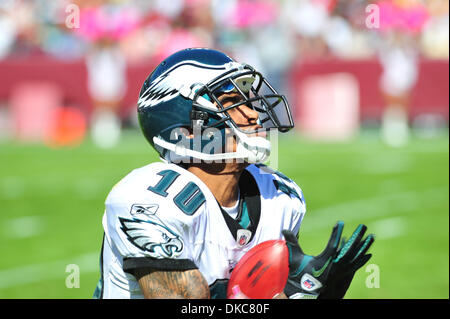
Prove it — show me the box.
[219,96,242,106]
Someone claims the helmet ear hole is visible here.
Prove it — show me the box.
[190,110,209,122]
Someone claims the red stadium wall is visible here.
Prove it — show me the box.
[288,58,449,122]
[0,57,157,119]
[0,57,448,123]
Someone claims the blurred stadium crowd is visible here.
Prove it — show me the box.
[0,0,448,148]
[0,0,448,64]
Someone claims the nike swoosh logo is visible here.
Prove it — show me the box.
[312,257,332,278]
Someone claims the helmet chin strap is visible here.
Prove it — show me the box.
[233,128,271,163]
[153,127,271,164]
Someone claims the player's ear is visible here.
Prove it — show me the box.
[182,127,194,139]
[189,126,197,139]
[171,126,194,139]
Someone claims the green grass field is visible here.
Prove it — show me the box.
[0,130,448,299]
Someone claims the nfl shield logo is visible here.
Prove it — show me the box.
[237,229,252,247]
[300,273,322,292]
[302,279,314,290]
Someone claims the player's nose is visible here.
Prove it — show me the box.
[242,104,260,126]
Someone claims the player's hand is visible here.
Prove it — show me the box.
[282,221,344,299]
[318,224,375,299]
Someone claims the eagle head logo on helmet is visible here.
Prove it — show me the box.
[137,48,294,165]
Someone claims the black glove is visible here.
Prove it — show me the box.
[318,224,375,299]
[282,221,344,299]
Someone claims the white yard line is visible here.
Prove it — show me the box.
[300,186,447,232]
[370,216,408,239]
[3,216,45,239]
[0,252,99,289]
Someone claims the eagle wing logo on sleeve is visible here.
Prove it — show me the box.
[119,217,184,258]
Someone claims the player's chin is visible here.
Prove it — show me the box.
[253,131,267,138]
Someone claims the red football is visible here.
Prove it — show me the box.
[227,240,289,299]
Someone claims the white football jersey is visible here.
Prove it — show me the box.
[93,162,306,299]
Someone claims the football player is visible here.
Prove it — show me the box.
[93,48,374,299]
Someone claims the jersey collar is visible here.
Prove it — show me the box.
[218,169,261,246]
